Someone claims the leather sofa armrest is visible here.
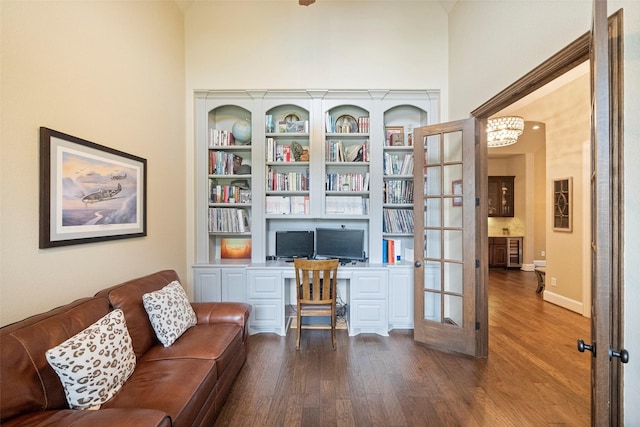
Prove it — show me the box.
[192,302,251,342]
[2,408,171,427]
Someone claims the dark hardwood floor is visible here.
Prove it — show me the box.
[214,269,591,426]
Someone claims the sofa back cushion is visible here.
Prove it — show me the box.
[95,270,181,358]
[0,297,111,422]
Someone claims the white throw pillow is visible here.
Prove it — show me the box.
[45,309,136,410]
[142,280,197,347]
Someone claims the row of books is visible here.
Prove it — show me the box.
[209,128,239,147]
[208,208,250,233]
[208,181,251,204]
[383,208,414,234]
[266,138,309,162]
[265,196,309,215]
[325,196,369,215]
[384,180,414,204]
[384,153,414,175]
[357,117,370,133]
[325,172,370,192]
[325,140,369,162]
[382,239,403,264]
[209,151,244,175]
[266,169,309,191]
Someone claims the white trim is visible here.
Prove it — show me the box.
[521,263,535,272]
[543,290,584,315]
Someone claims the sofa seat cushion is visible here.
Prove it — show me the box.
[102,358,217,427]
[1,408,171,427]
[140,323,243,378]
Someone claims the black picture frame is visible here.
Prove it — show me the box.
[39,127,147,248]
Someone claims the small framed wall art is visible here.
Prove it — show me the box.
[552,177,572,232]
[39,127,147,248]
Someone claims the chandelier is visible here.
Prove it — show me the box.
[487,116,525,147]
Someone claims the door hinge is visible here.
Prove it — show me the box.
[475,197,480,207]
[475,321,480,330]
[475,259,480,268]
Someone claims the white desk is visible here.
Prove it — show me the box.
[194,261,408,337]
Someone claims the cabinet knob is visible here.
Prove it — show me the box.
[414,260,422,268]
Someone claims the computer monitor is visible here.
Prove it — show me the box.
[315,228,364,262]
[275,231,315,260]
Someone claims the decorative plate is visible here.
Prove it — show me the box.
[282,112,301,123]
[334,115,358,133]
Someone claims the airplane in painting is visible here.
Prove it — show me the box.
[81,183,122,205]
[111,172,127,180]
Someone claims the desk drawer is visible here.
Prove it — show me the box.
[351,271,387,299]
[247,270,282,299]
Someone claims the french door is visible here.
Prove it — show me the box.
[585,2,625,424]
[412,118,482,356]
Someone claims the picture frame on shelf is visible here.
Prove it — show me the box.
[220,238,252,259]
[39,127,147,248]
[385,126,404,146]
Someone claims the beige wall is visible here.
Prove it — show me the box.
[543,76,590,304]
[0,1,186,325]
[533,144,546,262]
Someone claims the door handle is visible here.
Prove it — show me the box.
[577,339,596,356]
[610,348,630,363]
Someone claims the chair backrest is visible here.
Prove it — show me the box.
[293,259,339,304]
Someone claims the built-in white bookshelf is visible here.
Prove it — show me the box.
[194,90,439,265]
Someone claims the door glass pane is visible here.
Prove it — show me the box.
[444,164,463,195]
[425,166,441,196]
[444,262,463,293]
[443,131,463,163]
[424,291,441,322]
[444,229,463,261]
[444,294,463,328]
[424,261,441,291]
[424,229,441,258]
[425,198,441,227]
[425,135,440,163]
[444,198,462,228]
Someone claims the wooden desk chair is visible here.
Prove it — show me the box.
[293,258,339,350]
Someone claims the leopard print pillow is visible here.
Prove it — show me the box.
[45,309,136,409]
[142,281,197,347]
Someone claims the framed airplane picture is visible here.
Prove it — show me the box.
[39,127,147,248]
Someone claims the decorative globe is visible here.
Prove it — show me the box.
[232,119,252,144]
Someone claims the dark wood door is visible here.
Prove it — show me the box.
[587,3,625,424]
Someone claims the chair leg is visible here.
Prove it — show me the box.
[296,314,301,350]
[331,311,336,350]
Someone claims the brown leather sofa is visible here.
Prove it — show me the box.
[0,270,251,426]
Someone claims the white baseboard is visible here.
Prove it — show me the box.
[521,263,535,272]
[542,290,584,315]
